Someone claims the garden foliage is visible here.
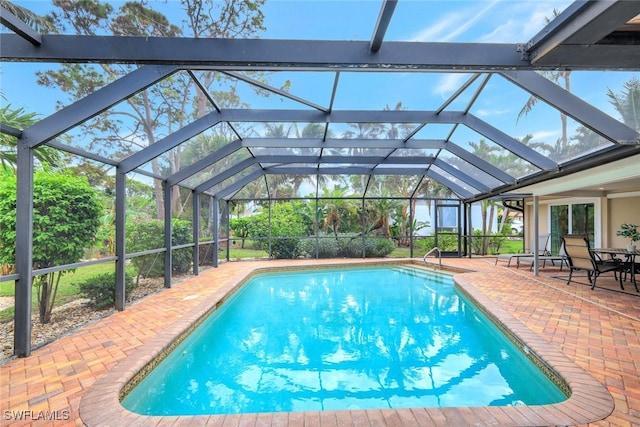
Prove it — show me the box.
[0,171,102,323]
[126,219,192,280]
[78,272,135,309]
[245,201,313,259]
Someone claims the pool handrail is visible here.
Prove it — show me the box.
[423,247,442,269]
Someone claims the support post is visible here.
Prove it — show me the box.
[468,202,474,257]
[457,202,462,257]
[409,197,414,258]
[164,182,172,288]
[361,197,366,259]
[192,191,200,276]
[114,169,126,311]
[212,197,219,267]
[533,195,540,276]
[268,200,272,259]
[225,201,230,262]
[14,138,34,357]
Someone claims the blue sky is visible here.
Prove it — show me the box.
[1,0,637,150]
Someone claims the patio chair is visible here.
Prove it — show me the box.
[495,233,550,267]
[518,240,569,271]
[561,235,624,290]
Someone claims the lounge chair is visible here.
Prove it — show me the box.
[517,242,568,271]
[495,233,550,267]
[561,234,624,290]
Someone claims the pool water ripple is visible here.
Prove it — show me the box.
[122,266,566,416]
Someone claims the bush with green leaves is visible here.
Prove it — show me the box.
[471,229,506,255]
[78,272,135,309]
[126,219,192,280]
[299,235,339,258]
[229,217,251,248]
[300,234,395,258]
[246,201,313,259]
[415,234,459,253]
[0,170,101,324]
[337,236,396,258]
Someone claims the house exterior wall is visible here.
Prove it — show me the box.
[523,193,640,249]
[607,194,640,248]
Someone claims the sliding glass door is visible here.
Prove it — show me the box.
[550,201,596,254]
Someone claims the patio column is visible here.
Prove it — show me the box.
[226,201,231,262]
[14,138,34,357]
[192,191,200,276]
[114,168,126,311]
[212,197,219,267]
[533,195,540,276]
[164,182,172,288]
[361,197,366,259]
[409,196,414,258]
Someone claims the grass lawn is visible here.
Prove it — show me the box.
[498,239,525,254]
[227,247,269,259]
[390,247,412,258]
[0,262,117,323]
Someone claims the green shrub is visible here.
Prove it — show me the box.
[229,217,251,248]
[336,235,396,258]
[78,272,135,309]
[369,238,396,257]
[127,219,193,278]
[269,237,303,259]
[299,236,339,258]
[414,237,436,253]
[415,234,459,253]
[0,171,102,324]
[246,201,312,259]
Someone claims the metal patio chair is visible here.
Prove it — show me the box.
[561,234,624,290]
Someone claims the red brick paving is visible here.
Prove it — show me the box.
[1,258,639,426]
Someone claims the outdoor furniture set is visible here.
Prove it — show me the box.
[495,234,638,292]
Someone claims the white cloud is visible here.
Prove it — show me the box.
[479,1,573,43]
[475,108,511,118]
[410,1,499,42]
[520,129,560,141]
[411,11,462,42]
[433,74,468,98]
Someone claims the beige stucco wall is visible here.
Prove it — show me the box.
[607,195,640,248]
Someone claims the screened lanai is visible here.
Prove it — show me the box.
[1,0,639,357]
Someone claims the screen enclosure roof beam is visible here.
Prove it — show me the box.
[22,65,180,148]
[2,35,535,71]
[194,158,257,193]
[525,0,640,68]
[166,140,244,186]
[501,70,640,145]
[240,138,448,150]
[214,170,265,200]
[0,6,41,45]
[462,114,558,171]
[370,0,398,52]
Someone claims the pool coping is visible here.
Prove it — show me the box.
[79,260,614,426]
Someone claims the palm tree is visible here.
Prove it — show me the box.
[0,101,61,171]
[0,0,57,32]
[517,9,571,151]
[367,193,401,237]
[607,76,640,131]
[320,185,357,242]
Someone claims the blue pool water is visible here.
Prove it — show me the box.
[122,266,566,415]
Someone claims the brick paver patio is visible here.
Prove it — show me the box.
[1,257,639,426]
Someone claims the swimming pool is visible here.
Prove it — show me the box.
[121,265,566,416]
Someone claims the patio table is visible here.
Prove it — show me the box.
[592,248,640,292]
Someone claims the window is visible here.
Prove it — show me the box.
[549,199,599,254]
